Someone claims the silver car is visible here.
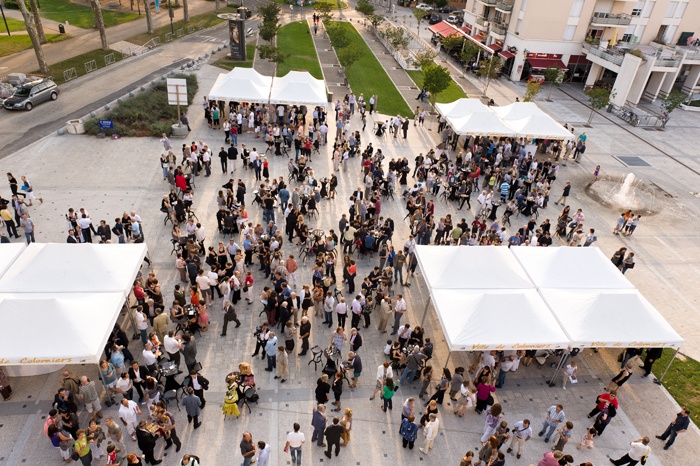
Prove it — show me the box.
[3,79,60,111]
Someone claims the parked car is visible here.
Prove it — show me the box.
[428,13,443,24]
[3,79,59,111]
[438,5,457,13]
[415,3,433,11]
[446,14,461,24]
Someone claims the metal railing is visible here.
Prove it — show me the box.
[490,23,507,35]
[479,0,498,5]
[654,57,680,68]
[495,1,513,12]
[588,46,624,66]
[475,15,488,27]
[590,12,631,25]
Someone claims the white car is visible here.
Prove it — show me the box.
[415,3,433,11]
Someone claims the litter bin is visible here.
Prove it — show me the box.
[58,24,65,34]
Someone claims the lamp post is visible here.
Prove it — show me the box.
[167,0,174,35]
[0,4,10,37]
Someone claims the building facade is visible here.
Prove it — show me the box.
[461,0,700,106]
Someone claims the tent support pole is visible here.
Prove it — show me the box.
[443,351,451,369]
[420,298,431,328]
[547,350,569,387]
[654,347,680,385]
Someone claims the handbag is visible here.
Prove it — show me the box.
[641,447,650,465]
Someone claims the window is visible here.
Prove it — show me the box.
[587,29,603,40]
[631,8,642,17]
[569,0,584,18]
[472,0,477,13]
[665,1,677,18]
[563,25,576,41]
[655,24,667,43]
[642,0,655,18]
[621,34,633,43]
[675,2,687,18]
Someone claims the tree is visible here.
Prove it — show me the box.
[439,34,463,53]
[356,0,374,17]
[543,67,565,101]
[412,8,426,35]
[337,43,364,69]
[144,0,154,34]
[17,0,49,74]
[90,0,109,51]
[314,1,334,21]
[27,0,47,44]
[432,0,448,9]
[327,23,350,48]
[380,25,409,51]
[659,89,686,128]
[412,49,437,70]
[584,86,614,125]
[259,20,280,43]
[259,2,282,23]
[523,80,541,102]
[367,14,384,29]
[182,0,189,22]
[257,44,287,63]
[476,55,501,95]
[460,40,480,69]
[422,63,451,106]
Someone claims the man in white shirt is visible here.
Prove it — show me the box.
[420,414,439,454]
[207,267,221,299]
[118,398,141,440]
[142,343,158,372]
[335,298,349,328]
[350,296,363,329]
[610,437,650,465]
[134,307,149,345]
[226,239,241,261]
[391,295,407,335]
[196,270,212,304]
[163,331,182,370]
[323,293,336,329]
[284,422,306,466]
[114,373,134,401]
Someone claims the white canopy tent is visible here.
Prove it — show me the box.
[208,68,272,103]
[0,243,25,277]
[491,102,547,120]
[510,247,635,289]
[435,99,491,119]
[269,71,327,106]
[506,114,575,140]
[414,245,533,289]
[0,243,148,293]
[540,289,684,349]
[431,289,570,351]
[449,111,517,137]
[0,293,126,365]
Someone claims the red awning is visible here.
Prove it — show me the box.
[487,43,502,53]
[471,34,485,42]
[527,58,567,69]
[499,51,515,60]
[568,54,591,65]
[460,25,472,35]
[428,21,462,38]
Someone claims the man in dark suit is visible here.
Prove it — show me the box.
[66,229,78,243]
[184,369,209,408]
[128,361,150,403]
[324,417,345,458]
[136,419,162,464]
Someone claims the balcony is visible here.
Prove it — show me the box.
[590,13,631,27]
[475,15,489,27]
[654,57,680,68]
[478,0,498,5]
[490,23,508,36]
[495,2,513,13]
[588,45,624,66]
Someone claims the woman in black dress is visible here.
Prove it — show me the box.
[315,374,331,405]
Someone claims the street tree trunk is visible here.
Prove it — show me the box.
[144,0,154,34]
[27,0,47,44]
[17,0,49,74]
[90,0,110,51]
[182,0,189,22]
[215,0,220,14]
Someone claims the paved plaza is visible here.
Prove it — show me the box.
[1,7,700,466]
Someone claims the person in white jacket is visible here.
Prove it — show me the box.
[419,414,439,454]
[370,362,393,401]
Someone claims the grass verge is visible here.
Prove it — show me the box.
[406,69,467,104]
[328,22,411,117]
[40,0,140,29]
[0,34,71,58]
[84,73,198,137]
[654,349,700,426]
[276,21,322,79]
[0,17,27,32]
[127,6,238,45]
[34,48,122,82]
[212,43,256,70]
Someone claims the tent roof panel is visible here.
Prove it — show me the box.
[0,243,25,277]
[270,71,327,106]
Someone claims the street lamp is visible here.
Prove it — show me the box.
[0,4,10,37]
[167,0,174,35]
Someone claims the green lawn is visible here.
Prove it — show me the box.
[407,69,467,104]
[127,6,237,45]
[0,34,71,58]
[33,48,122,81]
[0,17,27,33]
[276,21,322,79]
[272,0,348,8]
[328,22,411,117]
[654,349,700,426]
[212,43,255,70]
[40,0,140,29]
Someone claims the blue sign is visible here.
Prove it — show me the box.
[99,120,114,130]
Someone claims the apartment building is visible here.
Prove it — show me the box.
[460,0,700,107]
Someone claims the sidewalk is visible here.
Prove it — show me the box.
[1,0,223,74]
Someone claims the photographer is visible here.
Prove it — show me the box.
[251,322,271,359]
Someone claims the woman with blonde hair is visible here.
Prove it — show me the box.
[340,408,353,446]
